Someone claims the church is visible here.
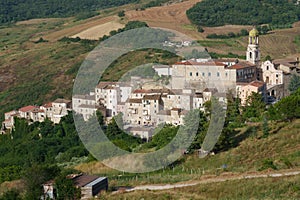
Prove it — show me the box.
[170,27,299,105]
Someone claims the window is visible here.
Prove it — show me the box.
[196,72,199,76]
[267,66,269,70]
[190,72,192,76]
[208,72,211,77]
[202,72,205,76]
[217,72,220,77]
[225,72,228,77]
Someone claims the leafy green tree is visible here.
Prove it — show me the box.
[55,173,81,200]
[274,88,300,121]
[96,110,104,126]
[288,74,300,93]
[262,116,270,138]
[0,189,21,200]
[118,10,125,17]
[242,92,266,121]
[23,165,60,200]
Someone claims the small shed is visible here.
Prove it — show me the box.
[72,174,108,199]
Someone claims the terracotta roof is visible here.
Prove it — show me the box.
[72,174,99,187]
[227,61,255,69]
[133,88,170,94]
[133,89,148,94]
[171,108,181,111]
[214,58,238,63]
[32,108,45,113]
[43,102,52,108]
[128,99,143,104]
[19,105,36,112]
[174,60,226,67]
[249,80,265,88]
[142,94,161,100]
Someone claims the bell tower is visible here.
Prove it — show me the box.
[246,28,260,65]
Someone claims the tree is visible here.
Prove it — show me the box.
[118,10,125,17]
[274,88,300,121]
[288,74,300,93]
[55,172,81,200]
[23,165,60,200]
[264,55,272,61]
[0,189,21,200]
[96,110,104,126]
[242,92,266,121]
[262,115,269,138]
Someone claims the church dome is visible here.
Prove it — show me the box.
[249,28,259,37]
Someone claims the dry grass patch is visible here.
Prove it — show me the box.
[126,0,203,40]
[71,21,125,40]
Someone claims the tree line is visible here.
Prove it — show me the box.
[0,0,139,24]
[186,0,300,27]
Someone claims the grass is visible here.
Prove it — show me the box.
[294,35,300,52]
[0,21,97,120]
[74,119,300,189]
[106,174,300,199]
[101,49,180,81]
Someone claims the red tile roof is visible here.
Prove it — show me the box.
[227,61,255,69]
[249,80,265,88]
[174,60,226,66]
[43,102,52,108]
[19,105,36,112]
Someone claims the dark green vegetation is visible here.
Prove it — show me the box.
[295,35,300,52]
[206,29,249,39]
[187,0,300,27]
[0,0,139,24]
[289,74,300,93]
[0,113,89,184]
[140,0,169,10]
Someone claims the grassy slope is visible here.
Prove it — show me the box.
[108,174,300,199]
[0,20,93,116]
[75,119,300,189]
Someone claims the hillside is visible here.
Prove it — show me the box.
[187,0,300,27]
[0,0,138,24]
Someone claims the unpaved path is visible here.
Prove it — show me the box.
[123,170,300,192]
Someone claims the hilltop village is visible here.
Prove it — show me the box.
[2,28,300,140]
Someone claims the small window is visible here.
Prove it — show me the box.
[217,72,220,77]
[225,72,228,77]
[202,72,205,76]
[267,66,269,70]
[208,72,211,77]
[190,72,192,76]
[196,72,199,76]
